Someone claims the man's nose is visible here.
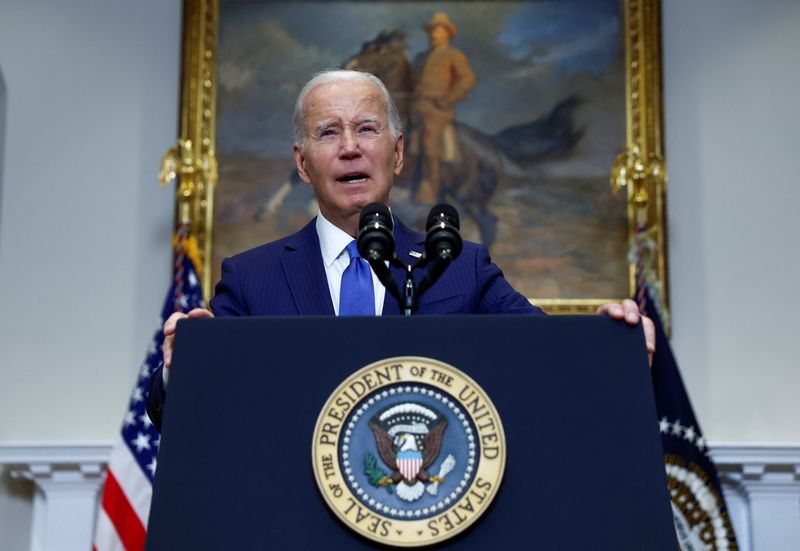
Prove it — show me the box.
[338,129,361,158]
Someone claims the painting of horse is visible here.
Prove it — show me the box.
[212,0,628,301]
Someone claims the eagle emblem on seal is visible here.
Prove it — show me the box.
[367,402,456,502]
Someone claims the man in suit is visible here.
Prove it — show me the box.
[149,69,652,429]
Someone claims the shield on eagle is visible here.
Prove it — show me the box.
[397,450,423,481]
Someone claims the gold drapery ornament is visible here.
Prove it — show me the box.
[611,145,666,225]
[160,138,217,277]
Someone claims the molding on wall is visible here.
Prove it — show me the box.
[709,442,800,551]
[0,442,112,551]
[710,442,800,466]
[711,442,800,494]
[0,442,112,467]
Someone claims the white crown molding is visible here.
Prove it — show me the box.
[0,442,113,462]
[708,442,800,465]
[708,442,800,488]
[0,442,112,480]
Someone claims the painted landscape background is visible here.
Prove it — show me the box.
[212,0,628,299]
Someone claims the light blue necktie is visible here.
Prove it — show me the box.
[339,240,375,316]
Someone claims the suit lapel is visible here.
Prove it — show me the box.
[281,219,335,316]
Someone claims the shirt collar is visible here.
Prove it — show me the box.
[316,208,396,268]
[316,211,356,269]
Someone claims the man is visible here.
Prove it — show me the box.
[411,12,476,204]
[148,70,653,429]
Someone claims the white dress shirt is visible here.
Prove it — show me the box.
[316,212,385,315]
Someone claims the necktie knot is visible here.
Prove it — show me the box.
[346,240,361,262]
[339,240,374,316]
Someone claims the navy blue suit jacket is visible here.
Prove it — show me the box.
[147,217,542,429]
[210,217,541,316]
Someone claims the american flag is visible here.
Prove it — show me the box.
[93,228,204,551]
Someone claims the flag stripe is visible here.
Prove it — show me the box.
[398,457,421,480]
[102,470,147,551]
[110,439,153,527]
[93,507,125,551]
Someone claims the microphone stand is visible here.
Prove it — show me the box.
[363,253,415,316]
[402,264,416,317]
[364,252,452,317]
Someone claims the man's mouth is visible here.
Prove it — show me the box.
[336,172,370,184]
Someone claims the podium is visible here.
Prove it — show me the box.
[146,315,677,550]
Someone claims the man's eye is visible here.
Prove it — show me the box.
[359,126,377,134]
[319,129,338,138]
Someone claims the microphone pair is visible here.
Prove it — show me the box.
[356,203,463,314]
[357,203,462,265]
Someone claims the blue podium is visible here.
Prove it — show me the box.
[146,315,677,550]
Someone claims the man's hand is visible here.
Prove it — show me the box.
[163,307,214,371]
[596,299,656,365]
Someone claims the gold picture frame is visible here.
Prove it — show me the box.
[164,0,668,320]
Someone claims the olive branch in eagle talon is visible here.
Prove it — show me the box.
[364,452,393,494]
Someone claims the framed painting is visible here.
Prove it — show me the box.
[167,0,668,317]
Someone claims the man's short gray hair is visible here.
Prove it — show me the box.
[292,69,402,148]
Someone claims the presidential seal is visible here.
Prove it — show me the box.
[312,357,506,547]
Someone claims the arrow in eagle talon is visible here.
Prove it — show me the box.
[426,454,456,495]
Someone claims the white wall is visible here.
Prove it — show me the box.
[0,1,181,441]
[663,0,800,443]
[0,2,181,548]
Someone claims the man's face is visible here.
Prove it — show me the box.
[294,80,404,232]
[428,25,450,48]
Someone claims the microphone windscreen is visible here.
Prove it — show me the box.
[426,204,460,231]
[359,202,393,230]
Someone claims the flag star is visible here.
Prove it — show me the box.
[671,419,683,436]
[140,413,153,428]
[659,417,670,433]
[188,271,198,287]
[178,294,189,308]
[131,432,151,452]
[147,457,158,475]
[154,435,161,449]
[139,362,150,378]
[131,387,144,403]
[124,411,137,427]
[695,436,706,452]
[148,340,157,355]
[683,426,696,443]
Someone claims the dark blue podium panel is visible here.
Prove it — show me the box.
[147,315,677,550]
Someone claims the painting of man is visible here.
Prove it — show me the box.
[411,12,476,204]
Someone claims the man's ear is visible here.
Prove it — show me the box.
[393,133,405,176]
[293,144,313,184]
